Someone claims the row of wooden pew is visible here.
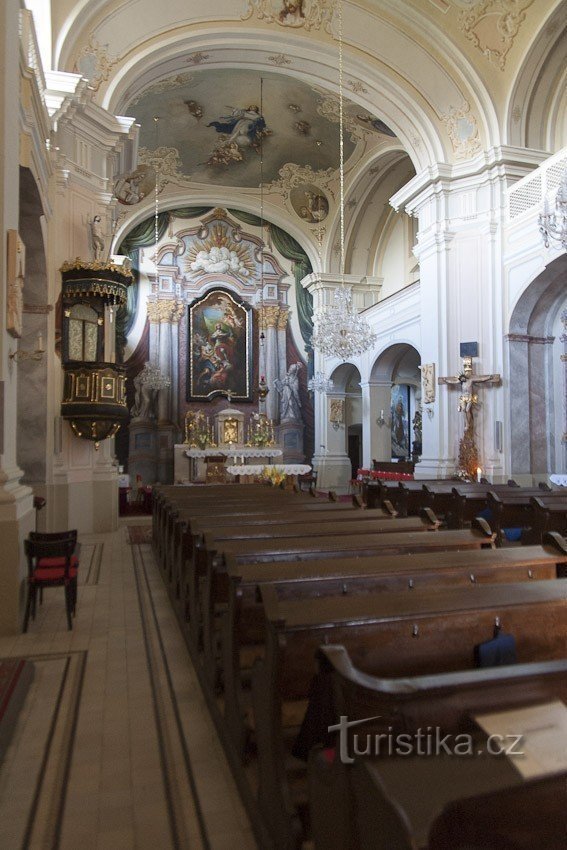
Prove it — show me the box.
[362,478,567,543]
[152,482,567,850]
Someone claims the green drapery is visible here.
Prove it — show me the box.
[116,207,213,345]
[228,209,314,363]
[116,206,313,371]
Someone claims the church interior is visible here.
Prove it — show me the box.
[0,0,566,847]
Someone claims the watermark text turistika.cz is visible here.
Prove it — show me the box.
[327,716,524,764]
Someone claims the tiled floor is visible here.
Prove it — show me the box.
[0,520,258,850]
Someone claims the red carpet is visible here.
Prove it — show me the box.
[127,526,153,545]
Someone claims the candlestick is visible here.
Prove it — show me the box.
[476,466,482,483]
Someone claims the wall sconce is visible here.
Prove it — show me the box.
[9,333,45,363]
[425,406,434,420]
[377,409,389,427]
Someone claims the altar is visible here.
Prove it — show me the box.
[174,445,283,483]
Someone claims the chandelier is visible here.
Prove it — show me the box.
[539,168,567,250]
[137,362,171,390]
[308,371,334,393]
[310,0,377,361]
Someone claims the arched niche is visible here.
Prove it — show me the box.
[328,362,361,477]
[369,343,421,463]
[508,253,567,476]
[17,167,49,492]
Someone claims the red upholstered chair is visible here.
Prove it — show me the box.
[23,537,79,631]
[29,530,79,607]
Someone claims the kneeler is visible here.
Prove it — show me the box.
[474,621,517,668]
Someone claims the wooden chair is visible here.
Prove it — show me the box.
[23,538,79,631]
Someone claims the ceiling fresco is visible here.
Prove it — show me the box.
[125,68,396,189]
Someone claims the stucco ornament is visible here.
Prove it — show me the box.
[441,101,481,159]
[264,163,336,201]
[74,35,119,92]
[243,0,337,31]
[453,0,535,70]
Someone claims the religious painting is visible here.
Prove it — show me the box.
[113,165,155,205]
[420,363,435,404]
[290,184,329,223]
[329,398,344,425]
[188,288,252,401]
[390,384,411,459]
[205,105,272,167]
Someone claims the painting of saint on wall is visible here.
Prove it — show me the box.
[390,384,411,459]
[188,289,252,401]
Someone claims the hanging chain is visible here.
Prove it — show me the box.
[153,116,159,264]
[259,77,265,350]
[338,0,345,281]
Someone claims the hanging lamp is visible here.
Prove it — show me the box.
[311,0,377,361]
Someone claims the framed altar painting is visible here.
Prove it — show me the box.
[390,384,411,459]
[187,288,253,401]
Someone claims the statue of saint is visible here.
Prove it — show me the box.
[275,362,303,423]
[131,366,157,420]
[90,215,105,261]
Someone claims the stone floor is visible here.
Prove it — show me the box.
[0,519,258,850]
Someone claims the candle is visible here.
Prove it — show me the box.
[37,332,44,353]
[476,467,482,483]
[380,409,384,419]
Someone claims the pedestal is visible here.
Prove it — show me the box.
[128,420,157,486]
[277,422,304,464]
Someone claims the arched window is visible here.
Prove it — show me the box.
[67,303,99,362]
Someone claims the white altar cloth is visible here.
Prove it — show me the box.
[185,447,282,459]
[550,474,567,487]
[226,464,311,476]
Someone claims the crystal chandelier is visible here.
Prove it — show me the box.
[311,0,377,361]
[539,167,567,250]
[308,371,334,393]
[137,362,171,390]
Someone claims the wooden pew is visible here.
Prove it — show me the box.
[219,537,567,758]
[312,747,567,850]
[196,512,442,672]
[422,481,523,528]
[250,579,567,849]
[175,502,370,640]
[487,490,567,544]
[531,495,567,540]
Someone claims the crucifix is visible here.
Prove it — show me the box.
[438,357,501,431]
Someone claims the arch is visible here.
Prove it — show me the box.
[506,3,567,150]
[329,362,361,394]
[508,253,567,476]
[370,342,421,384]
[53,1,502,170]
[17,167,49,490]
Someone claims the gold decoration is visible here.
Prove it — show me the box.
[457,422,480,480]
[146,299,185,323]
[260,305,281,329]
[330,398,345,424]
[60,258,134,280]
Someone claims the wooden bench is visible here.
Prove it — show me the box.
[487,490,567,544]
[531,495,567,540]
[218,536,567,759]
[251,579,567,848]
[309,743,567,850]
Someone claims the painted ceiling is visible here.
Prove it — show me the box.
[125,68,395,189]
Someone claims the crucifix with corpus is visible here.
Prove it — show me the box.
[438,354,501,477]
[438,356,501,430]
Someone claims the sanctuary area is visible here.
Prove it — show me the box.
[0,1,566,848]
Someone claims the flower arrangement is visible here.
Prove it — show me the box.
[184,409,215,449]
[246,411,275,448]
[261,466,287,487]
